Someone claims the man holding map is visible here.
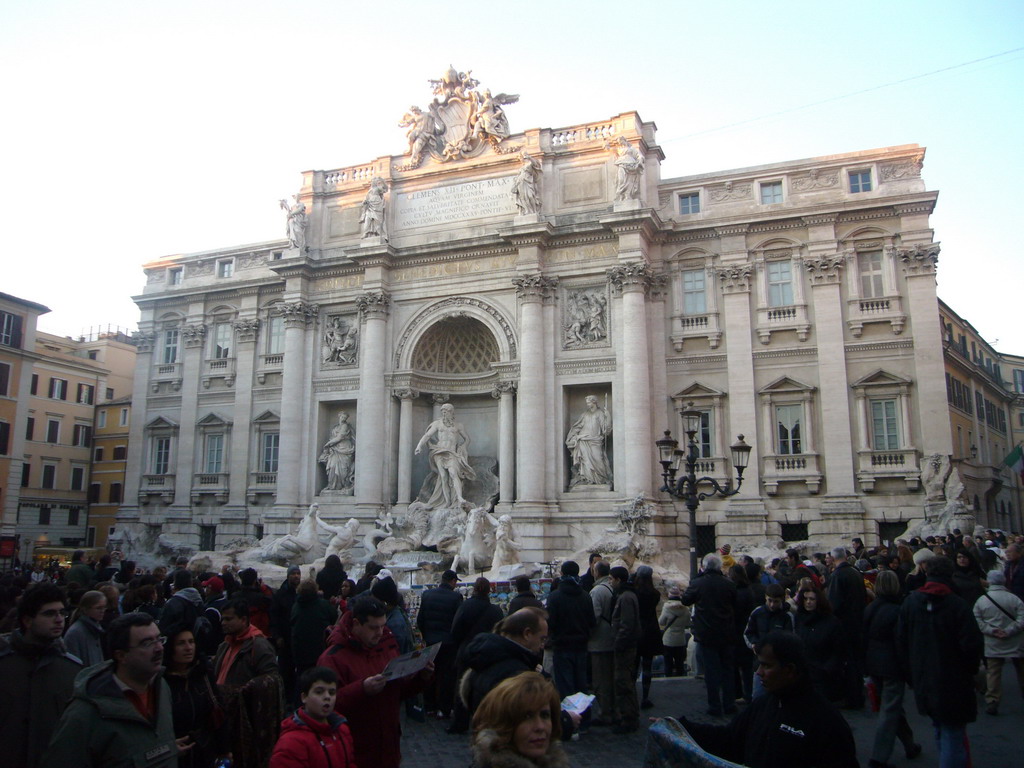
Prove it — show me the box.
[318,596,433,768]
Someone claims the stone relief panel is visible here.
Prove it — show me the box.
[791,169,838,192]
[321,313,360,368]
[562,285,610,350]
[707,181,752,203]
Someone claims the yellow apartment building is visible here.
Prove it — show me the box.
[940,300,1017,530]
[0,292,50,565]
[89,396,131,547]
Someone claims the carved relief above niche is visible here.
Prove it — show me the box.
[321,313,360,368]
[562,285,610,351]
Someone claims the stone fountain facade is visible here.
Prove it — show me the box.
[115,68,952,575]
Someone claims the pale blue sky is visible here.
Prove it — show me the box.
[2,0,1022,351]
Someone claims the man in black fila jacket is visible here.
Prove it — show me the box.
[677,631,859,768]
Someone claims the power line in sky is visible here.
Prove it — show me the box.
[664,46,1024,143]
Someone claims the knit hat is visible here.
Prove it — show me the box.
[372,576,400,606]
[287,565,302,576]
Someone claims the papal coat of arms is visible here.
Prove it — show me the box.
[397,66,519,170]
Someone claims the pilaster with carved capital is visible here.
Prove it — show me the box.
[512,274,559,303]
[234,318,261,344]
[803,254,845,285]
[181,324,207,348]
[393,388,420,401]
[280,301,320,327]
[356,291,391,321]
[606,262,654,295]
[491,381,517,399]
[899,243,940,276]
[133,330,157,354]
[716,265,753,293]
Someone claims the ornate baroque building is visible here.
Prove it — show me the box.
[120,71,953,560]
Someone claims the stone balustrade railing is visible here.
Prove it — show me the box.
[550,121,617,147]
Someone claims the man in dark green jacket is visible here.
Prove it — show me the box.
[0,583,82,768]
[41,612,183,768]
[65,550,95,588]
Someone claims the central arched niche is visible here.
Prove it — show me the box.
[408,315,501,506]
[411,316,499,374]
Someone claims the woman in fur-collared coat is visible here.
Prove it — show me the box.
[470,671,569,768]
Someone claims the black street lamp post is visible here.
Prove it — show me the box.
[656,403,752,580]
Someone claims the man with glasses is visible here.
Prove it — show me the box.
[41,612,186,767]
[0,583,82,768]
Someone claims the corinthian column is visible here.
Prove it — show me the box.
[513,275,557,504]
[393,388,419,505]
[275,302,317,510]
[492,382,517,504]
[608,263,653,496]
[172,321,206,512]
[354,292,390,504]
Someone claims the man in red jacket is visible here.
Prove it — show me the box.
[317,596,432,768]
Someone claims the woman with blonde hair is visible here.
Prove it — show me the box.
[471,671,567,768]
[63,590,107,666]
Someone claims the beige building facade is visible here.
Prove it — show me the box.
[119,77,956,560]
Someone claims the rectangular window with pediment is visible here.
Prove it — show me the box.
[152,436,172,475]
[766,261,793,307]
[211,323,232,359]
[266,315,285,355]
[682,269,707,315]
[204,433,224,473]
[696,410,713,458]
[858,251,884,298]
[262,432,280,473]
[871,399,900,450]
[776,404,802,455]
[162,329,179,365]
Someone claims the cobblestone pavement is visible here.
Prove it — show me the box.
[400,668,1022,766]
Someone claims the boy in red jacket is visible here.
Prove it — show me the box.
[270,666,357,768]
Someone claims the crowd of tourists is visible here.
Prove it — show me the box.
[1,527,1022,768]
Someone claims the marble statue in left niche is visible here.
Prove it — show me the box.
[280,196,308,251]
[360,177,389,240]
[319,411,356,494]
[322,314,359,366]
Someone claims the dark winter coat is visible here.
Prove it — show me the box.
[951,568,985,607]
[636,587,663,657]
[0,630,82,768]
[826,561,867,646]
[680,677,858,768]
[238,585,273,635]
[65,562,95,588]
[452,595,503,660]
[290,594,338,668]
[611,585,642,652]
[269,708,357,768]
[317,611,429,768]
[158,587,205,637]
[897,580,984,726]
[269,581,298,646]
[794,609,845,701]
[416,583,462,646]
[743,604,795,650]
[546,578,596,650]
[732,585,756,656]
[862,593,903,680]
[460,631,541,715]
[40,661,178,768]
[1006,560,1024,601]
[316,563,348,601]
[164,660,227,768]
[506,591,544,616]
[681,569,737,647]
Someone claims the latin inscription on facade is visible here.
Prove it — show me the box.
[394,176,517,230]
[392,255,518,282]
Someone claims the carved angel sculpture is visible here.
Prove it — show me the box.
[470,89,519,143]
